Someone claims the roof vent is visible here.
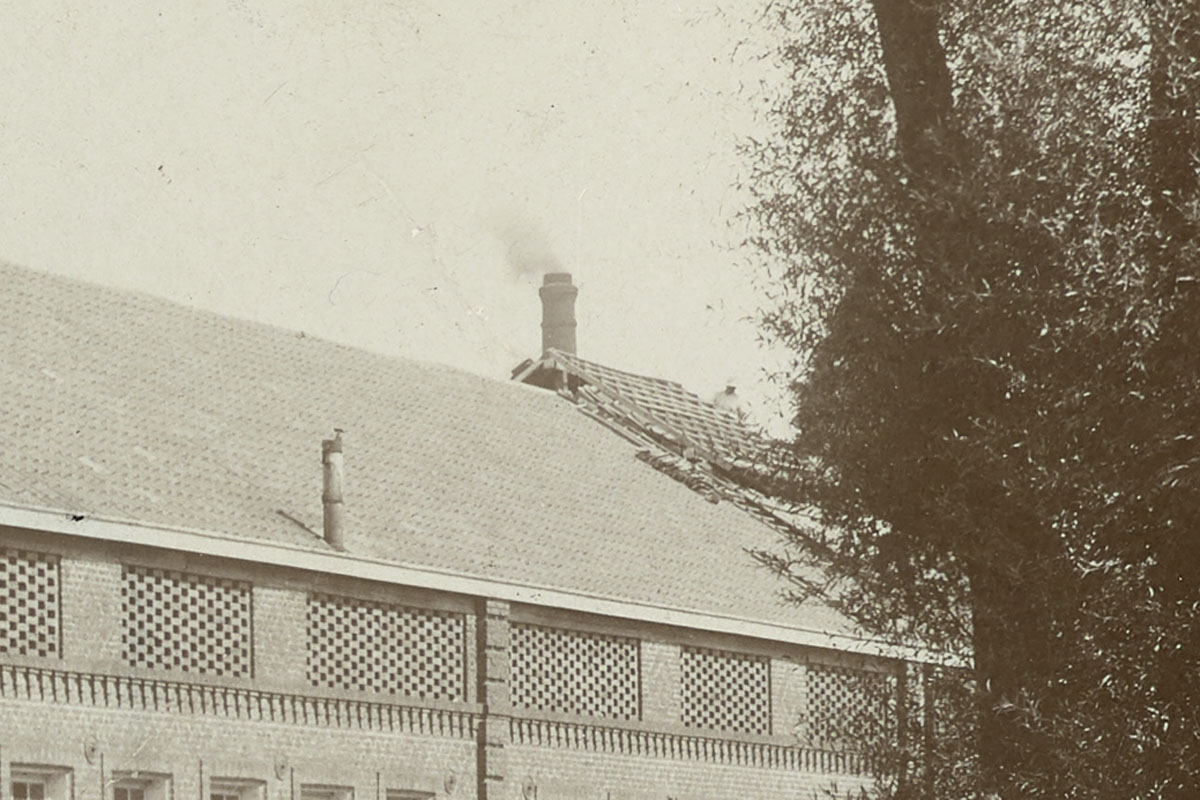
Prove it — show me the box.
[321,429,346,551]
[539,272,578,355]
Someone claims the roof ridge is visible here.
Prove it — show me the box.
[0,259,534,394]
[546,348,687,391]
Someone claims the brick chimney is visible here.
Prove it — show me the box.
[539,272,578,355]
[321,429,345,551]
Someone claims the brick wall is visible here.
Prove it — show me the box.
[504,745,873,800]
[0,527,901,800]
[60,556,124,669]
[0,701,474,800]
[253,586,308,692]
[639,641,680,728]
[771,655,806,741]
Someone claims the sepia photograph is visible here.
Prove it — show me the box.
[1,1,1196,798]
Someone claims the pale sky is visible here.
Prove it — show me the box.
[2,0,793,428]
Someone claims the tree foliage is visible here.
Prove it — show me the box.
[742,1,1200,797]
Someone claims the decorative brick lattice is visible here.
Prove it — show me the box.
[681,645,771,735]
[122,565,252,677]
[0,549,60,658]
[510,623,640,720]
[306,593,465,701]
[807,663,897,749]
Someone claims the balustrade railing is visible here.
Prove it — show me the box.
[0,662,477,739]
[508,715,870,775]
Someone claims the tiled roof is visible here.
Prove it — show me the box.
[0,261,856,641]
[515,349,761,465]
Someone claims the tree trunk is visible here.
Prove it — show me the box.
[867,3,1063,795]
[1143,5,1200,795]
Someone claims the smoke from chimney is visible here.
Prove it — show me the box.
[490,213,563,279]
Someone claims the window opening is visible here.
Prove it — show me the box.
[111,771,170,800]
[13,780,46,800]
[299,785,352,800]
[209,780,264,800]
[12,765,71,800]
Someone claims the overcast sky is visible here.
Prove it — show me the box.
[2,0,792,427]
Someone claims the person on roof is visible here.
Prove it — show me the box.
[712,378,747,422]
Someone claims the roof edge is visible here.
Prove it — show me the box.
[0,502,964,667]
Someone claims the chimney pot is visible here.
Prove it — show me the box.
[321,429,346,551]
[539,272,578,355]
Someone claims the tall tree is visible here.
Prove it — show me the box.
[742,1,1200,796]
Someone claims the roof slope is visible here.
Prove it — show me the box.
[0,262,855,640]
[516,349,760,465]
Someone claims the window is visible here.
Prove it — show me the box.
[680,645,771,735]
[306,593,465,700]
[12,766,71,800]
[509,622,640,720]
[121,565,252,677]
[210,780,264,800]
[13,780,45,800]
[386,792,434,800]
[805,662,897,750]
[0,549,61,658]
[299,786,352,800]
[111,772,170,800]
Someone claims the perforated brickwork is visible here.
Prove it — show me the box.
[680,646,770,735]
[306,593,465,701]
[807,663,897,749]
[510,623,640,720]
[0,549,60,658]
[121,565,252,677]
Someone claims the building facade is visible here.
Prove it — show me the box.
[0,264,916,799]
